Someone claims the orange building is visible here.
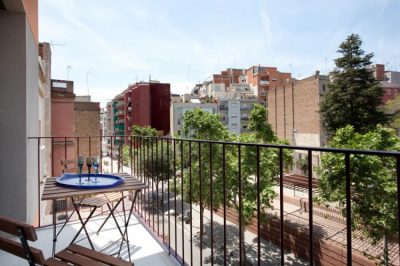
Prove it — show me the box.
[246,66,291,105]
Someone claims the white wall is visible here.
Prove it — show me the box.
[0,12,39,223]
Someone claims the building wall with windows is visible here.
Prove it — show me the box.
[170,103,218,137]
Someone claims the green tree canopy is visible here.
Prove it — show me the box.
[384,95,400,130]
[317,125,399,242]
[320,34,390,135]
[181,108,230,140]
[247,103,276,142]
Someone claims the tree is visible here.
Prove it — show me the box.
[384,95,400,131]
[320,34,390,135]
[317,125,399,263]
[178,109,230,237]
[180,107,291,263]
[247,103,276,142]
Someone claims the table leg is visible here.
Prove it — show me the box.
[119,190,140,262]
[56,196,86,238]
[70,200,96,250]
[96,198,123,235]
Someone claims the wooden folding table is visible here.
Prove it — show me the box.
[41,173,147,262]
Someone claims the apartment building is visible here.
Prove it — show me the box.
[267,71,329,147]
[218,93,258,135]
[38,42,52,180]
[246,65,292,105]
[107,82,171,151]
[50,80,75,176]
[170,102,218,137]
[372,64,400,102]
[126,82,170,136]
[74,96,101,161]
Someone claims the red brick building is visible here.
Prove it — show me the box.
[371,64,400,103]
[50,79,75,176]
[246,65,292,104]
[117,82,170,140]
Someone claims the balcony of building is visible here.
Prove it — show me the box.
[2,135,395,266]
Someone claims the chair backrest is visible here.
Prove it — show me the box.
[61,159,79,174]
[0,216,46,265]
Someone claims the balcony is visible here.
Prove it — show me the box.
[18,135,400,265]
[259,80,269,86]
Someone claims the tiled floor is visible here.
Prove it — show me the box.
[0,213,179,266]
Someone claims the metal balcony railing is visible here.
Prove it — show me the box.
[28,135,400,266]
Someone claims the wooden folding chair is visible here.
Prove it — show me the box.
[0,215,133,265]
[61,159,79,174]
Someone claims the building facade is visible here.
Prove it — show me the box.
[246,65,292,105]
[372,64,400,103]
[38,42,52,180]
[50,79,76,176]
[73,97,101,161]
[170,102,218,137]
[267,71,329,146]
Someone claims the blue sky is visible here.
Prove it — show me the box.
[39,0,400,106]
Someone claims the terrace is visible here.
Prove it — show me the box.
[2,135,398,265]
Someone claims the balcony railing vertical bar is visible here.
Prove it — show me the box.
[238,144,243,265]
[77,137,80,159]
[149,138,155,229]
[189,140,193,266]
[64,137,68,220]
[161,138,165,242]
[146,139,150,226]
[143,137,146,218]
[308,150,314,266]
[139,137,143,217]
[345,152,352,265]
[397,155,400,266]
[118,136,122,171]
[256,145,261,266]
[222,143,227,264]
[51,138,54,177]
[167,139,171,255]
[173,139,178,258]
[209,142,214,265]
[180,140,185,264]
[145,139,148,227]
[279,147,284,266]
[37,138,41,228]
[89,137,91,156]
[129,136,133,175]
[64,137,67,160]
[100,135,103,173]
[153,139,158,235]
[110,136,113,173]
[199,141,203,265]
[152,138,155,230]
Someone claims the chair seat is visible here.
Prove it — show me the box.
[44,244,133,266]
[79,192,126,208]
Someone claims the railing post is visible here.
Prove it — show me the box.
[308,149,314,265]
[279,147,284,266]
[345,152,352,265]
[37,138,41,227]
